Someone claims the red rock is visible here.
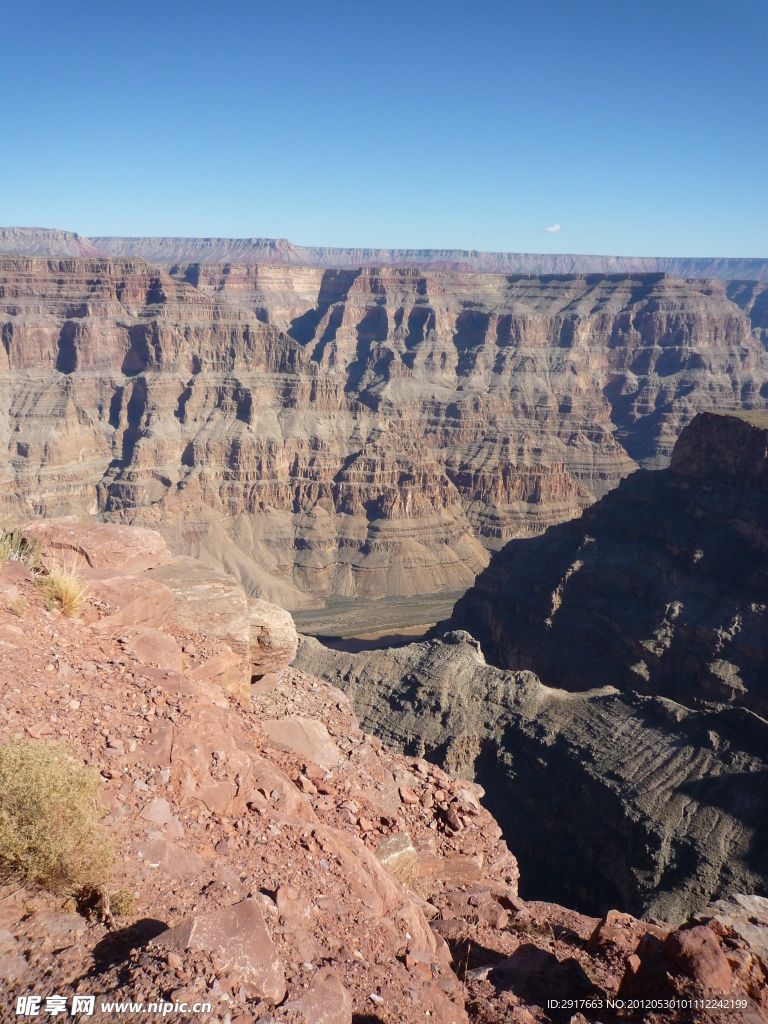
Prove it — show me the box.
[444,806,463,832]
[276,885,312,927]
[132,839,206,878]
[140,797,174,826]
[262,717,341,769]
[117,627,183,673]
[400,786,419,804]
[664,925,732,993]
[289,967,352,1024]
[249,600,298,676]
[298,774,318,795]
[25,522,169,575]
[153,898,286,1004]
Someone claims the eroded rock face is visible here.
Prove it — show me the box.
[2,257,767,605]
[295,630,768,924]
[450,411,768,715]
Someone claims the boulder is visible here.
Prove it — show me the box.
[132,840,206,878]
[376,833,417,882]
[25,522,168,575]
[152,898,286,1004]
[288,968,352,1024]
[249,599,298,676]
[262,716,341,769]
[664,925,732,994]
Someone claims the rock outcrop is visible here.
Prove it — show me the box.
[296,630,768,924]
[449,411,768,716]
[2,520,768,1023]
[1,257,767,610]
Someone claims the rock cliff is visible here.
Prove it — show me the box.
[2,521,768,1023]
[449,411,768,715]
[1,257,767,610]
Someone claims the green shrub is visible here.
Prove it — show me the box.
[0,741,112,895]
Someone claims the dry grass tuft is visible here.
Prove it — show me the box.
[0,531,42,574]
[42,559,86,617]
[9,597,26,618]
[0,740,112,895]
[109,889,136,917]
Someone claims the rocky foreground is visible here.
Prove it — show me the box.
[1,523,767,1023]
[1,256,767,610]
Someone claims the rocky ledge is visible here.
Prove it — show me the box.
[2,523,768,1023]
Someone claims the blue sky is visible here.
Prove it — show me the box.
[1,0,766,257]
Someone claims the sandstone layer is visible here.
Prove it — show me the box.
[1,256,767,609]
[2,521,768,1023]
[3,227,768,280]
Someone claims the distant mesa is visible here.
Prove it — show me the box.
[1,225,767,279]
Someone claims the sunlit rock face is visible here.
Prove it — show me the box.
[1,256,767,605]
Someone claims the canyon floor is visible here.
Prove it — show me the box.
[1,522,767,1024]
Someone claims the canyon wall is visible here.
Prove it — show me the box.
[3,226,768,279]
[295,412,768,921]
[296,629,768,922]
[449,411,768,715]
[1,256,767,606]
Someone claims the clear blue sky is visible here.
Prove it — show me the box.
[1,0,766,257]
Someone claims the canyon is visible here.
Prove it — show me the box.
[1,254,767,620]
[296,413,768,923]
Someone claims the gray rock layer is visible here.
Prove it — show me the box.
[295,631,768,924]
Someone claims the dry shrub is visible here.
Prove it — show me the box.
[0,740,112,895]
[0,531,41,573]
[109,889,136,917]
[42,559,86,617]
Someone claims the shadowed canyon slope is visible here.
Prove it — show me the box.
[296,414,768,922]
[450,411,768,714]
[1,256,767,608]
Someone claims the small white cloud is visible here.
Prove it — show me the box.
[536,223,561,234]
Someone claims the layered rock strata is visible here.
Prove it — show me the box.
[295,630,768,925]
[3,227,768,280]
[2,521,768,1023]
[1,257,767,606]
[296,412,768,922]
[449,412,768,716]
